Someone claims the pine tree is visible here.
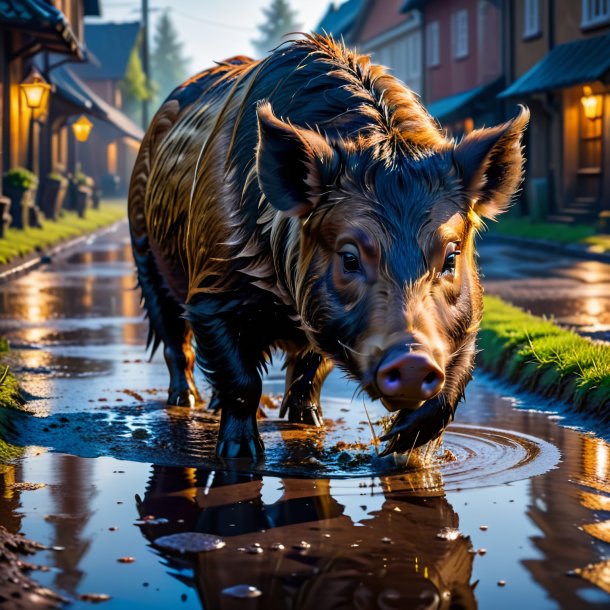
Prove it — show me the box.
[151,10,191,107]
[252,0,302,57]
[120,39,152,126]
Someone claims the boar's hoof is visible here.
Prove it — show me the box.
[216,435,265,459]
[167,387,199,408]
[287,404,323,427]
[216,413,265,458]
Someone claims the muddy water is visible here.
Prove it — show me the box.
[0,223,608,610]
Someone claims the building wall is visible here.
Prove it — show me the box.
[358,0,413,42]
[425,0,501,103]
[512,0,550,77]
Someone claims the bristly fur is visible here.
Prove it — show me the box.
[128,32,528,457]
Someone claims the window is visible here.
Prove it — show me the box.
[582,0,610,27]
[523,0,540,38]
[576,90,603,204]
[451,10,469,60]
[426,21,440,67]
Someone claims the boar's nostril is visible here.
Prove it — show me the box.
[375,348,445,402]
[423,371,437,384]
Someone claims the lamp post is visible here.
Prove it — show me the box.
[71,114,93,175]
[19,68,51,172]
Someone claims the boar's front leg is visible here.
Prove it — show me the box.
[281,352,332,426]
[186,297,266,459]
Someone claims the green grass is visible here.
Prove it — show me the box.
[479,295,610,419]
[0,339,25,461]
[0,199,126,265]
[490,218,596,244]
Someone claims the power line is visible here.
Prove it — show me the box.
[101,2,256,32]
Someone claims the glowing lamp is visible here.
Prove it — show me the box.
[72,115,93,142]
[581,86,602,120]
[20,68,51,110]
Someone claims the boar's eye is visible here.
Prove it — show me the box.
[441,242,461,277]
[339,247,362,274]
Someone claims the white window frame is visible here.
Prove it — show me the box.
[426,21,440,68]
[523,0,541,38]
[581,0,610,28]
[451,10,469,60]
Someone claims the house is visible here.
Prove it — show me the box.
[316,0,366,43]
[402,0,504,134]
[350,0,423,95]
[70,21,143,194]
[0,0,98,176]
[499,0,610,223]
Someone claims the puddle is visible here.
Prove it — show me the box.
[0,223,608,610]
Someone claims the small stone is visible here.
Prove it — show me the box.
[497,580,506,587]
[477,548,487,555]
[380,537,393,544]
[117,557,135,563]
[269,543,285,551]
[293,541,311,550]
[80,593,111,602]
[245,544,263,554]
[51,546,65,551]
[479,525,489,531]
[154,532,225,554]
[108,527,118,532]
[221,585,262,599]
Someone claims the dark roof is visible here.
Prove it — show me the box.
[400,0,428,12]
[0,0,84,58]
[83,0,100,16]
[316,0,365,39]
[499,32,610,98]
[52,65,144,141]
[73,21,141,81]
[427,79,502,122]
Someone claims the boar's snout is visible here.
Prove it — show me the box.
[375,345,445,410]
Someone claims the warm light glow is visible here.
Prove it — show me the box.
[581,85,602,120]
[72,115,93,142]
[20,68,51,110]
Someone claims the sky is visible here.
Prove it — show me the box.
[90,0,332,71]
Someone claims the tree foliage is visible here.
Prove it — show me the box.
[151,10,191,106]
[120,35,153,126]
[252,0,302,57]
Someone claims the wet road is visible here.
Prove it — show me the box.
[479,239,610,343]
[0,222,608,610]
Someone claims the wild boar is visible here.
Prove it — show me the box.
[128,34,528,458]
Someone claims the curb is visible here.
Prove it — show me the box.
[488,232,610,264]
[0,218,127,284]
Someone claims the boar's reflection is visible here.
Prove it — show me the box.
[136,466,477,609]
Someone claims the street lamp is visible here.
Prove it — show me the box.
[20,68,51,171]
[71,115,93,143]
[581,86,602,121]
[20,68,51,110]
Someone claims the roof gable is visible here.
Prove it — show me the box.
[73,21,141,81]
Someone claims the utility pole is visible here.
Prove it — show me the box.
[141,0,150,128]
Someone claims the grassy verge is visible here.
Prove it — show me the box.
[489,217,610,253]
[479,295,610,421]
[0,339,25,461]
[0,199,126,265]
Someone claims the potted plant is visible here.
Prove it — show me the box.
[2,167,38,229]
[0,194,11,238]
[68,170,93,218]
[40,171,68,221]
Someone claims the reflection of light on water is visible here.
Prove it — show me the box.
[584,297,604,319]
[595,442,609,481]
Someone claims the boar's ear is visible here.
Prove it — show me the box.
[454,105,529,219]
[256,101,338,217]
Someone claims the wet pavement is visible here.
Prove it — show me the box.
[0,222,608,609]
[478,239,610,343]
